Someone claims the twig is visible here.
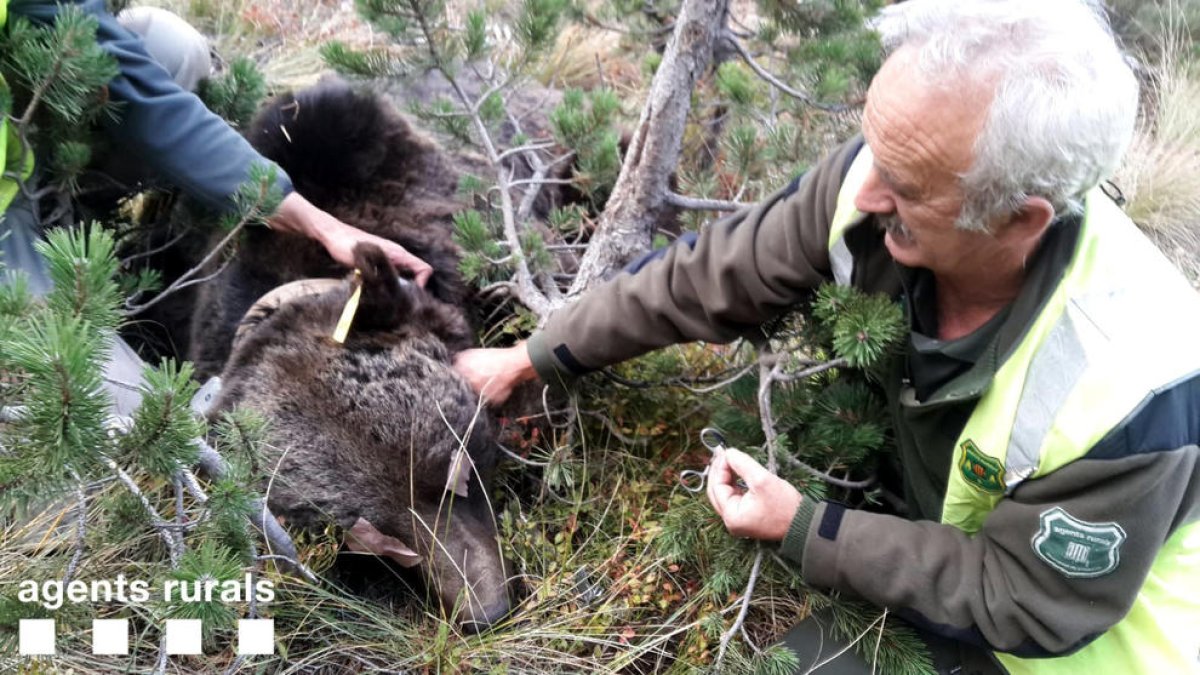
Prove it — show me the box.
[595,53,608,89]
[507,178,576,188]
[61,471,88,586]
[174,476,186,530]
[178,467,208,503]
[766,356,876,489]
[723,32,856,113]
[125,219,248,316]
[479,280,517,296]
[664,191,748,212]
[498,442,551,468]
[804,610,888,674]
[543,385,575,430]
[715,547,765,667]
[870,608,888,675]
[780,453,876,490]
[120,226,193,266]
[496,141,559,163]
[153,635,169,675]
[14,44,69,126]
[774,357,848,383]
[100,455,182,566]
[600,355,783,393]
[758,350,784,473]
[581,409,644,447]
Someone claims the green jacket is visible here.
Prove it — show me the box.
[527,138,1200,669]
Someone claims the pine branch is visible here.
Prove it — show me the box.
[193,439,318,583]
[100,454,183,566]
[13,42,68,127]
[774,356,848,383]
[723,32,856,113]
[404,1,558,318]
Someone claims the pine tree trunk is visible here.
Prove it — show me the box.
[568,0,730,295]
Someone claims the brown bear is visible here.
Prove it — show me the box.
[210,243,509,631]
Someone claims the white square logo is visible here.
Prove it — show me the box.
[164,619,203,655]
[92,618,130,655]
[237,619,275,655]
[19,619,55,655]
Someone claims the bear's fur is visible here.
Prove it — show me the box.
[188,80,471,379]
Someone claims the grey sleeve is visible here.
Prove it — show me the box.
[784,446,1200,656]
[11,0,293,213]
[527,138,862,381]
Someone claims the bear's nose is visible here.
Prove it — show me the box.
[459,598,511,635]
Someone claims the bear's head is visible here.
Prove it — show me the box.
[213,243,508,631]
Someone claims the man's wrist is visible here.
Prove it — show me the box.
[779,498,819,572]
[271,192,327,242]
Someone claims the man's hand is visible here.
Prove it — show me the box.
[453,342,539,405]
[271,192,434,286]
[705,446,803,541]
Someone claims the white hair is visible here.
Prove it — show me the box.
[872,0,1139,231]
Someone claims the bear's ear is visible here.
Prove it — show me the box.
[235,278,343,348]
[345,517,422,568]
[349,243,412,333]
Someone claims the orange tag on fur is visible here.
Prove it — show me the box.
[331,270,363,344]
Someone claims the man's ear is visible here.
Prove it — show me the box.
[1002,196,1056,245]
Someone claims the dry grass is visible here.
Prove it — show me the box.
[145,0,374,88]
[1116,25,1200,285]
[535,24,638,92]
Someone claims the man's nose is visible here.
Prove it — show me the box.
[854,167,896,214]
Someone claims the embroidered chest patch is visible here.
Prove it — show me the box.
[958,439,1005,494]
[1032,507,1127,578]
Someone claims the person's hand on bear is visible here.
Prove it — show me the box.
[270,192,434,286]
[453,342,539,405]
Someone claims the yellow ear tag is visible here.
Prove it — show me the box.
[331,270,363,344]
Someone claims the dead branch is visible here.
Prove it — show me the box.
[665,191,748,212]
[774,356,848,383]
[125,219,247,316]
[120,225,194,266]
[61,472,88,586]
[100,455,183,566]
[716,547,765,667]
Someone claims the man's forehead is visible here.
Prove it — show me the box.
[861,50,990,180]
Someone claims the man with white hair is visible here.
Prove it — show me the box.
[455,0,1200,671]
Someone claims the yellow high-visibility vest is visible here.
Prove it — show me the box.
[1,0,36,215]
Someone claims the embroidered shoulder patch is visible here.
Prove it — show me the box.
[958,440,1005,494]
[1032,507,1127,578]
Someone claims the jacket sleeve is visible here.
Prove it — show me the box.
[527,138,863,382]
[10,0,293,213]
[779,444,1200,656]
